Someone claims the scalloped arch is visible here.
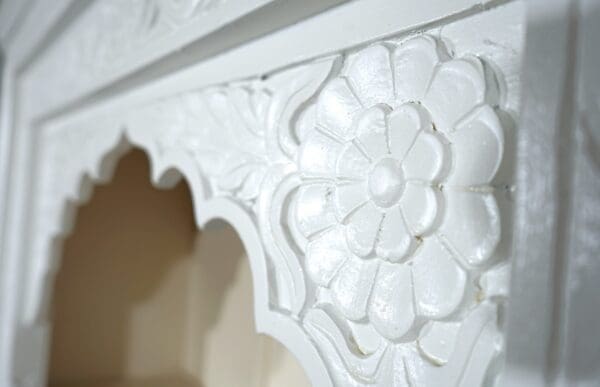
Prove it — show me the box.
[25,125,333,387]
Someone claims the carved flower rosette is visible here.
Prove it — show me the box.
[291,36,506,386]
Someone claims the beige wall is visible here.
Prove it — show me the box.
[48,150,309,387]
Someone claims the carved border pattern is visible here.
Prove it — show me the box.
[65,0,228,70]
[24,0,238,113]
[29,35,510,386]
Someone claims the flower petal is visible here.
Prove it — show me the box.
[296,184,337,237]
[306,227,349,287]
[317,77,363,139]
[412,238,466,318]
[417,320,461,366]
[375,209,413,261]
[400,183,439,235]
[394,35,443,103]
[295,104,317,143]
[346,45,394,107]
[331,256,379,321]
[438,191,500,265]
[345,202,383,257]
[298,131,344,177]
[355,106,389,158]
[424,57,486,133]
[388,103,427,160]
[334,181,368,220]
[368,262,415,340]
[348,321,383,355]
[336,142,371,179]
[446,105,504,186]
[402,131,445,181]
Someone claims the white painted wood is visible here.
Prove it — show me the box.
[0,0,598,386]
[503,1,600,386]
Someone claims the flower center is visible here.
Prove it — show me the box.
[368,157,405,208]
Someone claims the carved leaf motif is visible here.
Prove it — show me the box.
[152,59,335,205]
[196,88,270,201]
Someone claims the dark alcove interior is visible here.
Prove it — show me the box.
[47,149,309,387]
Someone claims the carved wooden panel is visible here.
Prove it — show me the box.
[3,0,599,386]
[24,8,522,381]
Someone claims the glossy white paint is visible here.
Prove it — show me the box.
[292,34,506,385]
[0,0,598,386]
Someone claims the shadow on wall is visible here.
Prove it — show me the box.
[48,149,309,387]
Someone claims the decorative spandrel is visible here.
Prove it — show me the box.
[292,36,507,386]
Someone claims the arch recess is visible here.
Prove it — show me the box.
[21,57,338,386]
[24,130,334,386]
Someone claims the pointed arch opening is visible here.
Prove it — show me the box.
[47,149,309,387]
